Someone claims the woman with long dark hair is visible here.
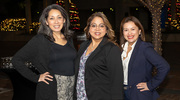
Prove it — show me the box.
[12,4,76,100]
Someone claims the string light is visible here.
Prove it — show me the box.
[0,18,40,32]
[166,0,180,30]
[138,0,167,55]
[56,0,80,30]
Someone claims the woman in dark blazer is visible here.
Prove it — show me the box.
[119,16,170,100]
[11,4,76,100]
[74,12,124,100]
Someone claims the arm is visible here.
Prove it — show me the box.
[11,35,41,83]
[144,44,170,91]
[106,45,124,100]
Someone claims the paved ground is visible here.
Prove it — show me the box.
[0,41,180,100]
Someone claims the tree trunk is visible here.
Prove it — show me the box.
[151,10,162,55]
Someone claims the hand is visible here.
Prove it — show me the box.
[38,72,53,84]
[136,82,149,92]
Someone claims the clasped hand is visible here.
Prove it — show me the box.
[38,72,53,84]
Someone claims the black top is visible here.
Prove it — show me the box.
[12,34,77,100]
[49,41,76,76]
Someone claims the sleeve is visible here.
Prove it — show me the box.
[106,45,124,100]
[144,44,170,91]
[11,35,41,83]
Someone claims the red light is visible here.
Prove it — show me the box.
[176,3,180,5]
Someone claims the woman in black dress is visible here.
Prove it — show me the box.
[12,4,76,100]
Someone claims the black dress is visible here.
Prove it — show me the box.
[49,41,76,100]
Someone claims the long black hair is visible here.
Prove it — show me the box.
[38,4,73,41]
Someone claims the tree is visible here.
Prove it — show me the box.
[137,0,168,55]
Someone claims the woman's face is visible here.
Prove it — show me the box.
[46,9,65,34]
[89,17,107,41]
[123,21,141,45]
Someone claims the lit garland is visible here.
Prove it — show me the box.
[56,0,80,30]
[165,0,180,30]
[0,18,40,32]
[139,0,167,55]
[0,18,26,31]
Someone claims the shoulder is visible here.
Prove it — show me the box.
[103,41,121,55]
[139,41,159,56]
[103,41,120,50]
[30,34,45,41]
[27,34,50,47]
[135,38,153,49]
[139,40,154,50]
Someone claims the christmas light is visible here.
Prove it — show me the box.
[138,0,167,55]
[0,18,39,32]
[166,0,180,30]
[56,0,80,30]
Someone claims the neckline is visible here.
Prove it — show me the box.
[53,41,68,47]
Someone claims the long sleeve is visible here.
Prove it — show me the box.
[11,35,41,83]
[106,45,124,100]
[144,44,170,91]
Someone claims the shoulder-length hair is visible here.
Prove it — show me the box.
[38,4,73,41]
[119,16,145,51]
[84,12,116,44]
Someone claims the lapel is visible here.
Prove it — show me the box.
[75,37,108,75]
[128,38,142,75]
[75,40,90,75]
[85,37,108,66]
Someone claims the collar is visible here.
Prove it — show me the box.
[121,40,137,57]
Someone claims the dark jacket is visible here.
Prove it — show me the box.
[11,34,76,100]
[127,38,170,100]
[74,37,124,100]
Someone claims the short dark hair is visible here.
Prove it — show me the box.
[38,4,73,41]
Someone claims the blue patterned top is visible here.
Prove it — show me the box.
[76,48,93,100]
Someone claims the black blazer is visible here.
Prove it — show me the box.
[12,34,76,100]
[74,37,124,100]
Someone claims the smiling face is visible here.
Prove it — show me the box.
[46,9,65,34]
[123,21,141,46]
[89,17,107,42]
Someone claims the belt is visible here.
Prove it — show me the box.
[124,85,132,90]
